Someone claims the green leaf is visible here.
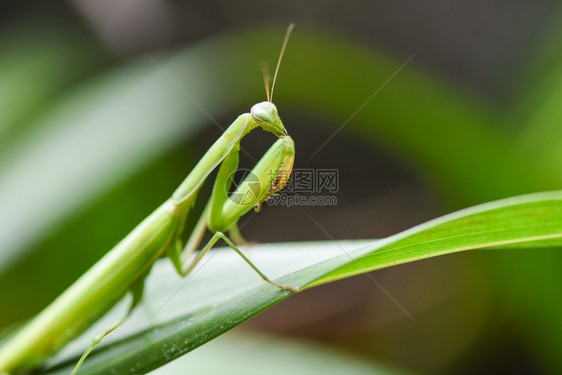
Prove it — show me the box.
[0,13,107,147]
[311,190,562,287]
[42,191,562,374]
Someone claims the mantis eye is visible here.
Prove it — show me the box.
[253,111,273,124]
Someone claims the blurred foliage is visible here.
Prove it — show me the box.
[1,4,562,375]
[148,331,411,375]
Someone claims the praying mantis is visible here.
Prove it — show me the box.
[0,24,297,375]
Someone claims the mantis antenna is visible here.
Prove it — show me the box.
[261,63,271,102]
[269,23,295,102]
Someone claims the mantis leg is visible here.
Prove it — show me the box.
[70,272,149,375]
[166,193,298,293]
[70,315,128,375]
[227,223,250,246]
[179,231,298,292]
[167,138,298,292]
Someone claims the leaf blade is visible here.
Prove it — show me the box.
[41,191,562,374]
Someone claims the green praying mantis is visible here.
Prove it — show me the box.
[0,24,298,375]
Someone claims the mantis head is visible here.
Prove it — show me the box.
[251,101,287,137]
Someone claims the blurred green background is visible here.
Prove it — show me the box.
[1,1,562,374]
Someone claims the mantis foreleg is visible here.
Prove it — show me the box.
[168,136,297,291]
